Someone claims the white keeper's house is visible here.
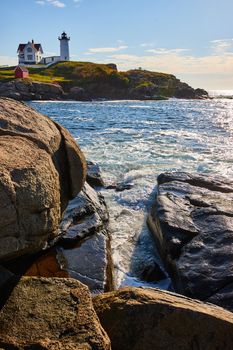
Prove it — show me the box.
[17,40,43,65]
[17,32,70,66]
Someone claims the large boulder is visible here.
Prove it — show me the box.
[0,98,86,261]
[148,172,233,311]
[94,287,233,350]
[0,277,111,349]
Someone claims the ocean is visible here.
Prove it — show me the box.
[30,93,233,290]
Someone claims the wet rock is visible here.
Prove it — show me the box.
[94,287,233,350]
[87,160,105,187]
[148,172,233,311]
[0,98,86,261]
[115,182,134,192]
[140,260,166,282]
[52,183,112,293]
[0,277,111,349]
[4,183,113,293]
[105,184,117,190]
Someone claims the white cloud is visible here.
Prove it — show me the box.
[36,0,66,8]
[48,0,66,7]
[108,52,233,76]
[146,48,189,55]
[85,45,128,54]
[211,39,233,54]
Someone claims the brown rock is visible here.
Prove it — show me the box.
[25,249,69,278]
[0,136,60,260]
[0,98,86,211]
[0,98,86,261]
[0,277,111,350]
[94,287,233,350]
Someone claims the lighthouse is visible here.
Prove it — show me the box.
[58,31,70,61]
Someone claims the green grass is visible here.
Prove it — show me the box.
[0,67,15,81]
[0,61,177,99]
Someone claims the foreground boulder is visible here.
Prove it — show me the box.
[0,277,111,349]
[94,287,233,350]
[148,172,233,311]
[0,98,86,261]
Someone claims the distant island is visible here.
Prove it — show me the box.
[0,61,209,101]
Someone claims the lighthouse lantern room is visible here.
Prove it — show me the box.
[58,31,70,61]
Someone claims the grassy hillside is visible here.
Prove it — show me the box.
[0,61,207,100]
[0,61,128,84]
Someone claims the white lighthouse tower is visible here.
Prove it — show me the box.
[58,31,70,61]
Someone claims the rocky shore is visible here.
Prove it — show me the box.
[0,62,209,101]
[1,98,233,349]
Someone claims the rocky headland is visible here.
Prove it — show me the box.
[1,98,233,349]
[0,61,209,101]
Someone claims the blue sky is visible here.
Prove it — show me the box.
[1,0,233,89]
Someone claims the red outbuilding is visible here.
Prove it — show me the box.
[14,66,29,79]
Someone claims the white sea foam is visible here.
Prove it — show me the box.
[30,98,233,289]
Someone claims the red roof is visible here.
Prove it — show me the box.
[17,43,43,53]
[15,66,29,72]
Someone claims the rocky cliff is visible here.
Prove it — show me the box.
[0,61,209,101]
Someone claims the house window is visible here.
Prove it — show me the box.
[27,47,32,52]
[27,55,33,60]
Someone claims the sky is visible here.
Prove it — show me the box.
[1,0,233,89]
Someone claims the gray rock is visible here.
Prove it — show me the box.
[148,172,233,311]
[54,182,112,293]
[0,80,64,101]
[87,160,105,187]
